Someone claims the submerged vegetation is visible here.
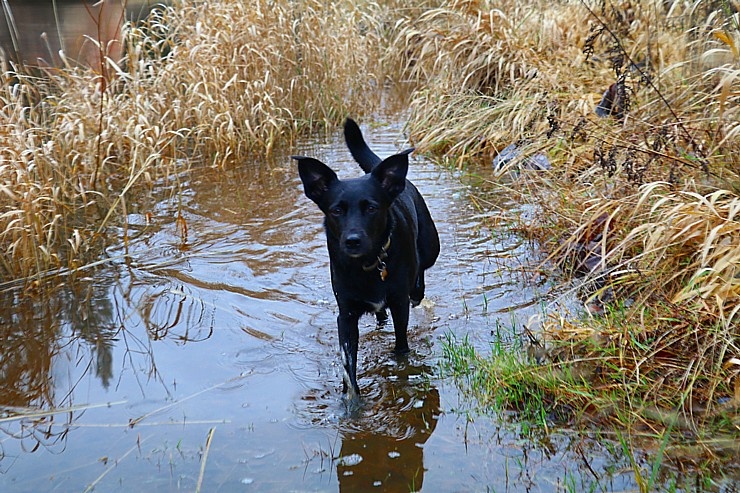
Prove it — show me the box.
[0,0,737,487]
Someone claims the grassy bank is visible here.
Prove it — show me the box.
[383,0,738,486]
[0,0,397,287]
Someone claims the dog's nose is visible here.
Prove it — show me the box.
[344,234,362,250]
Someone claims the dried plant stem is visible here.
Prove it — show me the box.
[195,428,216,493]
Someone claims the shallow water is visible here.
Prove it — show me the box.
[0,118,719,492]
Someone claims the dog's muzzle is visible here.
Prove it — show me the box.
[342,232,370,258]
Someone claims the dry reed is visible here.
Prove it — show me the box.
[0,0,392,287]
[385,0,739,431]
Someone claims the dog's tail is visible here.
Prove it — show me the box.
[344,118,381,173]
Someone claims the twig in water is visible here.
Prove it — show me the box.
[195,427,216,493]
[83,434,149,493]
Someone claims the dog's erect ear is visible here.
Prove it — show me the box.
[371,148,413,200]
[293,156,338,204]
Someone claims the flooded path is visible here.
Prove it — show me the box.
[0,118,645,492]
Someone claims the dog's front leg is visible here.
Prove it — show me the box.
[387,298,410,354]
[337,309,361,399]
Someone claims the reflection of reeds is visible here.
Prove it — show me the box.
[83,434,150,493]
[0,0,390,286]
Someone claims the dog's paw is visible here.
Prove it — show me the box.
[412,298,435,309]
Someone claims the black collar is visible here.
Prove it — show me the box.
[362,234,391,280]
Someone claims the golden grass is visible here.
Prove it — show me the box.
[138,0,391,160]
[0,0,394,286]
[390,0,739,174]
[540,182,740,421]
[606,185,740,321]
[384,0,740,430]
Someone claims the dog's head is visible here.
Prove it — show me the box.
[294,149,411,259]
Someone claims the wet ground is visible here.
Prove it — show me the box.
[0,116,675,492]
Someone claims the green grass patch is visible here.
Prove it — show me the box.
[440,307,739,490]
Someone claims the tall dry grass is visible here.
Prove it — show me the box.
[137,0,393,161]
[389,0,739,173]
[0,0,394,288]
[385,0,739,428]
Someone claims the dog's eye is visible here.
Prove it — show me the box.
[330,206,343,217]
[366,205,377,214]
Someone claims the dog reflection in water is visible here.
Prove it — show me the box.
[334,363,441,491]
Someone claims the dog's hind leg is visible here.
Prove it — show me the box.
[412,195,439,307]
[375,308,388,327]
[410,271,425,307]
[414,191,440,272]
[387,298,410,354]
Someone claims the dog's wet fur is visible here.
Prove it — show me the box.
[294,118,440,400]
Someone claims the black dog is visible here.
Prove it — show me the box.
[294,118,439,399]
